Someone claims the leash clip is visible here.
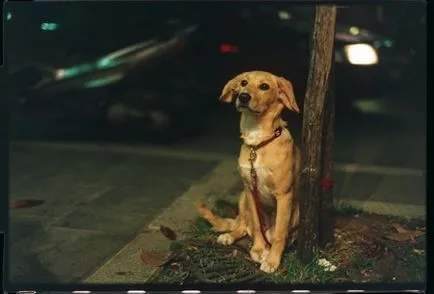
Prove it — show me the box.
[249,149,257,162]
[250,167,257,178]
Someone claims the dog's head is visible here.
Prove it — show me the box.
[219,71,300,115]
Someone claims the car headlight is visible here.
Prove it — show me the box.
[344,43,379,66]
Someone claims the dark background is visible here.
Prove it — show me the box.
[4,1,426,287]
[6,2,426,144]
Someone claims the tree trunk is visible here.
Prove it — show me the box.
[319,60,336,249]
[297,5,337,264]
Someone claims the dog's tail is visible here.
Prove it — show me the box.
[196,202,238,232]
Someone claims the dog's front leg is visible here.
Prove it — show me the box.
[260,191,292,273]
[246,189,270,264]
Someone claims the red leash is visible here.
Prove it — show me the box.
[246,127,282,248]
[250,167,271,248]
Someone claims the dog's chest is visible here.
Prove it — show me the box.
[238,151,276,206]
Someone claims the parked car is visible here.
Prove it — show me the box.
[6,2,418,140]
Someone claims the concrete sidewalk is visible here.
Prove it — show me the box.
[8,141,425,284]
[8,143,219,284]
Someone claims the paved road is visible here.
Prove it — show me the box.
[7,88,426,284]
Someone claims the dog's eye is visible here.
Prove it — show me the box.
[240,80,248,87]
[259,83,270,90]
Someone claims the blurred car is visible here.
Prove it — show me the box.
[6,3,209,141]
[6,3,418,140]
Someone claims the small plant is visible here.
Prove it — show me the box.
[334,201,363,215]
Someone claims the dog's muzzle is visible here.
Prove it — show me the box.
[238,93,252,106]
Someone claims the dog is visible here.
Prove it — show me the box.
[197,71,301,273]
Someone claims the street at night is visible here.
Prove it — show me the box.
[9,85,425,283]
[5,1,425,289]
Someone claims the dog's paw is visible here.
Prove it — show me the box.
[217,233,235,246]
[250,246,267,263]
[260,248,270,263]
[260,258,280,274]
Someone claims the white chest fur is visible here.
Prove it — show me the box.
[238,153,276,207]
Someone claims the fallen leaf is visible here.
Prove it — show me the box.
[384,230,425,242]
[343,218,369,234]
[160,225,177,241]
[10,199,44,209]
[392,223,409,234]
[140,248,171,267]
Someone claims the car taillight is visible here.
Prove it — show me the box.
[219,43,239,54]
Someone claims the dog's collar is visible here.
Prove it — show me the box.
[244,127,283,151]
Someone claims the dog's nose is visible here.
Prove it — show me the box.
[238,93,251,105]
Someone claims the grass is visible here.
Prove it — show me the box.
[267,252,338,283]
[192,216,213,236]
[333,201,363,215]
[183,200,425,284]
[190,200,365,284]
[351,254,376,270]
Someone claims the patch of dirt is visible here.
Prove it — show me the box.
[142,201,425,284]
[324,213,425,283]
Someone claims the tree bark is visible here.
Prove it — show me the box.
[297,5,337,264]
[319,59,336,249]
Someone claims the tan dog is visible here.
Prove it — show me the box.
[197,71,301,273]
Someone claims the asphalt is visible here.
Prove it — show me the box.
[7,87,426,284]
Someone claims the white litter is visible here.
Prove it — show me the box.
[317,258,338,272]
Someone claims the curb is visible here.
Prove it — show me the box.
[83,158,240,284]
[11,141,426,176]
[336,199,425,220]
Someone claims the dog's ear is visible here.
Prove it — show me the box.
[219,75,242,103]
[277,77,300,113]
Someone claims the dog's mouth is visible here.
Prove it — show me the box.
[237,104,261,115]
[237,104,249,110]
